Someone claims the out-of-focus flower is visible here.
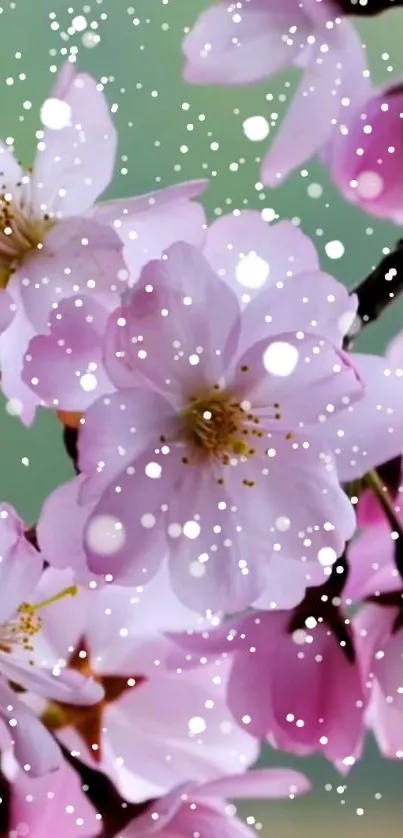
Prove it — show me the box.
[29,568,257,802]
[354,565,403,760]
[183,0,370,185]
[3,755,101,837]
[325,82,403,223]
[0,61,207,423]
[168,604,368,773]
[77,239,365,613]
[120,769,311,838]
[0,504,103,776]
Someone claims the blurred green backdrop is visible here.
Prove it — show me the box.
[0,0,402,833]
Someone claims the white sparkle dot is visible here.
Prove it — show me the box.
[188,716,206,734]
[141,513,156,529]
[72,14,87,31]
[235,252,270,289]
[263,341,299,377]
[275,516,291,532]
[86,515,126,556]
[356,171,384,200]
[243,115,270,142]
[80,372,97,392]
[189,561,206,577]
[40,98,72,130]
[145,462,162,479]
[183,520,201,539]
[318,546,337,567]
[325,240,345,260]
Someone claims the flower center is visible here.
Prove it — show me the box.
[42,638,146,762]
[0,190,53,288]
[0,585,78,660]
[181,388,263,463]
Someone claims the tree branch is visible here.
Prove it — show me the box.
[344,239,403,349]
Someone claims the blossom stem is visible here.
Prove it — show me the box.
[344,239,403,349]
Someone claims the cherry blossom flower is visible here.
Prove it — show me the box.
[75,238,365,614]
[27,568,257,802]
[121,769,310,838]
[0,504,103,776]
[182,0,371,185]
[168,605,368,773]
[0,61,207,423]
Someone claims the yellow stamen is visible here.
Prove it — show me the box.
[32,585,79,612]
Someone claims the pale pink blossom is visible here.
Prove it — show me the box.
[26,568,257,802]
[183,0,370,185]
[0,61,207,422]
[0,505,103,776]
[121,769,311,838]
[169,608,368,772]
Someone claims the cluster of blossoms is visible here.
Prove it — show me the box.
[0,0,403,835]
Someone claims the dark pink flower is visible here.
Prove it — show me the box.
[326,82,403,222]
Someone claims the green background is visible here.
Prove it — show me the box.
[1,0,402,833]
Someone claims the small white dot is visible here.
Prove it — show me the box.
[243,115,270,142]
[86,515,126,555]
[188,716,206,734]
[263,342,299,377]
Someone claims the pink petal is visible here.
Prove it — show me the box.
[228,434,356,562]
[230,334,363,429]
[0,681,61,776]
[328,84,403,222]
[94,180,208,282]
[183,0,306,85]
[198,768,311,799]
[37,478,97,583]
[238,269,357,352]
[167,469,266,614]
[0,289,16,333]
[320,353,403,481]
[204,212,319,306]
[82,448,179,584]
[105,665,257,800]
[32,65,117,217]
[78,388,176,502]
[0,300,39,425]
[17,218,125,334]
[345,523,399,603]
[374,625,403,711]
[0,505,43,625]
[263,20,370,185]
[23,294,112,412]
[253,555,327,611]
[0,653,103,706]
[104,243,240,395]
[10,760,101,838]
[367,681,403,760]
